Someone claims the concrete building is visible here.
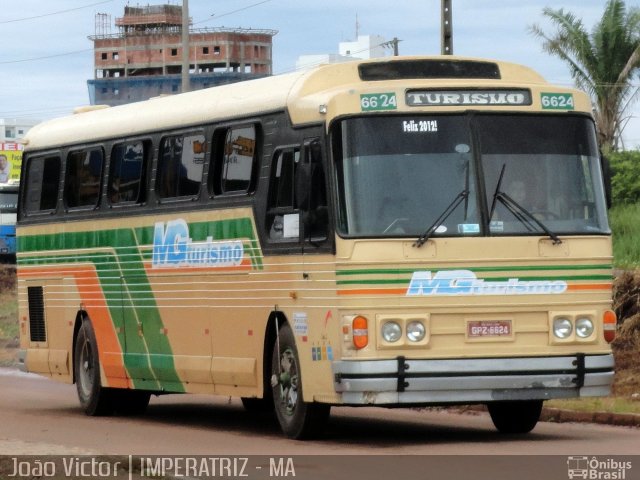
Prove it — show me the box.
[88,5,277,105]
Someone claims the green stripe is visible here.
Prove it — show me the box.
[18,217,263,392]
[19,231,174,391]
[336,264,612,276]
[337,274,612,286]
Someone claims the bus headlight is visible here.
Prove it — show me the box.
[553,317,573,339]
[381,321,402,343]
[406,321,426,342]
[575,317,594,338]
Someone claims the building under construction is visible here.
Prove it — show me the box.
[88,4,277,105]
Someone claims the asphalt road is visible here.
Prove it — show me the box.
[0,367,638,456]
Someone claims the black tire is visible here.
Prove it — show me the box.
[487,400,543,434]
[113,389,151,416]
[74,320,114,416]
[271,323,330,439]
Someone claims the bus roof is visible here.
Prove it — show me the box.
[23,56,589,151]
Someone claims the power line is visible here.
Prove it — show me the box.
[0,49,93,65]
[193,0,275,26]
[0,0,115,24]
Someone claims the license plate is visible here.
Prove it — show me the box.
[467,320,512,338]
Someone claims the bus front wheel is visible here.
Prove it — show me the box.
[487,400,543,434]
[271,323,330,439]
[74,320,114,416]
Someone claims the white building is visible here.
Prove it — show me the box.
[339,34,387,59]
[296,35,390,71]
[0,118,37,142]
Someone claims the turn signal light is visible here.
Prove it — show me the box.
[603,310,617,343]
[352,315,369,349]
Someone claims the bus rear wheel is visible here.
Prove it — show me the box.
[74,320,114,416]
[487,400,543,434]
[271,324,330,439]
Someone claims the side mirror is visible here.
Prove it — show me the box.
[294,139,329,245]
[294,163,311,209]
[310,140,323,164]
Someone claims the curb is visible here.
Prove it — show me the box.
[448,405,640,428]
[541,407,640,428]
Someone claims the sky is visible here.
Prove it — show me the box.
[1,0,639,148]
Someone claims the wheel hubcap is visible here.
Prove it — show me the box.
[277,349,299,415]
[78,338,94,397]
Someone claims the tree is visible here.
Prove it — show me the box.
[530,0,640,152]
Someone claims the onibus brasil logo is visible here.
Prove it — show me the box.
[152,219,244,268]
[407,270,567,296]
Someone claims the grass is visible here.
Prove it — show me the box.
[0,264,17,341]
[0,265,18,366]
[611,203,640,268]
[0,290,18,340]
[547,397,640,415]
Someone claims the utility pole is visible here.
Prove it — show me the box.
[381,37,401,56]
[390,37,400,56]
[441,0,453,55]
[181,0,191,93]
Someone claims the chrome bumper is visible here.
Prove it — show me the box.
[332,354,614,405]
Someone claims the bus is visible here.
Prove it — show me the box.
[17,56,616,439]
[0,183,18,258]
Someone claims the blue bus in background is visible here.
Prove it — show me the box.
[0,183,18,258]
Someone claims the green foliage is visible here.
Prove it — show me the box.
[530,0,640,152]
[609,150,640,205]
[610,203,640,267]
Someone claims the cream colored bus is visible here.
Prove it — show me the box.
[18,56,616,439]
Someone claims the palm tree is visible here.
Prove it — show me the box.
[530,0,640,152]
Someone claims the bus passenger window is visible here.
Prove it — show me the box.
[266,148,300,242]
[24,156,61,213]
[157,134,205,199]
[109,141,147,204]
[212,125,257,194]
[64,148,103,209]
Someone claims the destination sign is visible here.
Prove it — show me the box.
[406,89,532,107]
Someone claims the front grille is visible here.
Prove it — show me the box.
[27,286,46,342]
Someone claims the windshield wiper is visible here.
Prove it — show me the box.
[414,189,469,248]
[489,164,507,220]
[493,191,563,245]
[489,164,562,245]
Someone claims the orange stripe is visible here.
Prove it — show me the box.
[338,288,407,296]
[567,283,611,291]
[19,265,130,388]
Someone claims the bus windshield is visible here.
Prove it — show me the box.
[334,114,609,238]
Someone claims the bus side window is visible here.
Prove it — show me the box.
[266,148,300,242]
[24,156,61,214]
[211,124,257,195]
[64,148,104,209]
[157,133,205,200]
[109,140,148,205]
